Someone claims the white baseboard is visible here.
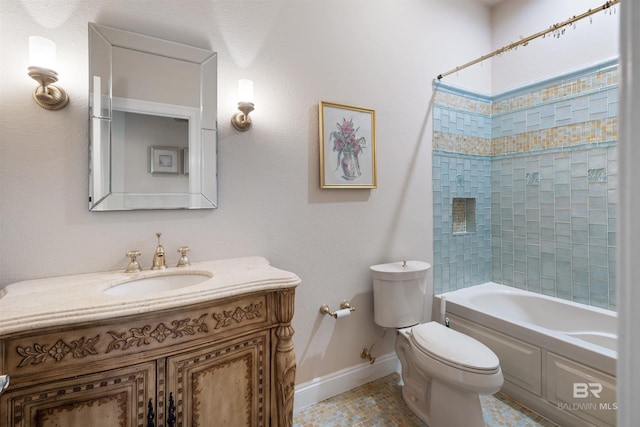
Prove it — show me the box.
[293,353,400,412]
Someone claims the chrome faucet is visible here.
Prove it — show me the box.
[0,375,9,396]
[151,232,167,270]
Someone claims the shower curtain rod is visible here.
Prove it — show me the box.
[436,0,619,80]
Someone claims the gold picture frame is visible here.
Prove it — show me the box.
[319,101,377,189]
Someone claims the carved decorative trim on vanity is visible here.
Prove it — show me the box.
[16,335,100,367]
[212,301,263,329]
[13,300,267,369]
[275,289,296,427]
[107,313,209,353]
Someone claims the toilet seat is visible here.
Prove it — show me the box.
[409,322,499,374]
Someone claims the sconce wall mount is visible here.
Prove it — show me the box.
[28,66,69,110]
[231,79,254,131]
[231,101,254,131]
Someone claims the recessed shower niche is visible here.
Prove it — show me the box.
[452,198,476,234]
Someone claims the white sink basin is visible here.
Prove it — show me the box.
[104,272,212,296]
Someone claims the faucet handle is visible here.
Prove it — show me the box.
[125,250,142,273]
[176,246,191,267]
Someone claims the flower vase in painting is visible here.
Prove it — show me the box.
[330,117,367,181]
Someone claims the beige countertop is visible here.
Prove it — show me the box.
[0,256,300,336]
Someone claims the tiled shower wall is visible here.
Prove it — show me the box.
[432,60,618,310]
[433,89,493,293]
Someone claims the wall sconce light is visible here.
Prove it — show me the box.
[231,79,254,131]
[28,36,69,110]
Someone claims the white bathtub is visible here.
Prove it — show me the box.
[436,283,617,427]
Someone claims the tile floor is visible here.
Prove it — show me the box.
[293,373,559,427]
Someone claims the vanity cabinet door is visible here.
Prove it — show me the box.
[0,361,156,427]
[165,332,270,427]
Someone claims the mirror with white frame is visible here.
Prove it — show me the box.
[88,23,217,211]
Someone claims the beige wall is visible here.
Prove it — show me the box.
[0,0,491,385]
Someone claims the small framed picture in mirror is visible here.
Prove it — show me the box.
[150,146,180,174]
[183,148,189,175]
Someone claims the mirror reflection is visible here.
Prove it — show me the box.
[88,23,217,211]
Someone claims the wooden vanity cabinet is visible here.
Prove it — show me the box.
[0,289,296,427]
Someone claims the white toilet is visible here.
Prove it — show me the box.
[371,261,503,427]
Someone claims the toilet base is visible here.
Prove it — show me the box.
[395,330,493,427]
[400,375,486,427]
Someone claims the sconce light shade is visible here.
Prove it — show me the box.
[237,79,254,103]
[27,36,69,110]
[231,79,254,131]
[29,36,57,69]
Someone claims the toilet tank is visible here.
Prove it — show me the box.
[370,261,432,328]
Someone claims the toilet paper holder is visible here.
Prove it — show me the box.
[320,300,356,318]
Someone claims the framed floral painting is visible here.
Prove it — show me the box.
[319,101,377,189]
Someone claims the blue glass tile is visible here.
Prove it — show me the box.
[589,93,608,115]
[556,222,571,236]
[588,153,607,169]
[589,210,607,225]
[555,103,572,123]
[572,108,589,123]
[556,260,571,276]
[572,229,589,244]
[540,165,554,179]
[541,227,555,241]
[588,168,607,182]
[541,253,556,277]
[556,170,571,185]
[541,277,556,294]
[571,203,588,217]
[589,182,607,197]
[572,217,589,231]
[555,184,570,197]
[526,172,540,184]
[555,196,570,210]
[556,209,571,222]
[573,284,590,304]
[572,176,588,190]
[571,162,588,178]
[571,190,588,203]
[573,269,589,284]
[541,104,555,117]
[527,109,541,130]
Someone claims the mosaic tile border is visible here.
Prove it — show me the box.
[491,117,618,156]
[433,85,491,115]
[433,60,619,158]
[492,68,618,115]
[492,58,618,112]
[433,132,492,156]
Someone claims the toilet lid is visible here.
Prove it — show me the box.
[410,322,499,373]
